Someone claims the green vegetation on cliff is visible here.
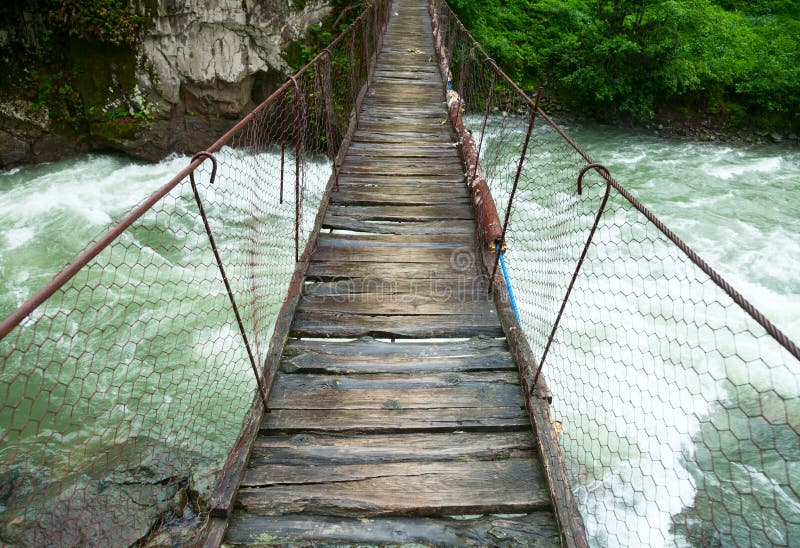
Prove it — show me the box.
[0,0,150,135]
[448,0,800,131]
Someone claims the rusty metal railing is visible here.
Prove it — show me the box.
[0,1,391,545]
[430,0,800,545]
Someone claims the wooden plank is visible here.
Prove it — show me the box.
[290,310,504,338]
[305,261,477,279]
[268,378,522,411]
[273,370,520,391]
[301,277,486,298]
[249,431,534,466]
[242,453,546,487]
[325,205,473,221]
[347,142,457,152]
[280,341,513,375]
[336,175,466,186]
[236,459,551,517]
[343,158,463,169]
[329,193,470,205]
[296,294,494,316]
[283,335,508,358]
[316,233,472,248]
[225,512,560,546]
[321,216,475,235]
[261,406,530,434]
[310,244,476,263]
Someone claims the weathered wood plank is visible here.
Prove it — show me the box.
[310,244,475,263]
[321,217,475,235]
[305,260,478,279]
[268,381,522,411]
[225,512,560,547]
[290,310,504,338]
[243,454,543,486]
[261,406,530,434]
[316,233,472,248]
[296,294,494,316]
[336,175,466,186]
[236,459,551,517]
[283,335,508,357]
[280,336,513,374]
[325,205,473,221]
[330,191,469,206]
[274,370,520,390]
[301,278,486,298]
[249,431,534,466]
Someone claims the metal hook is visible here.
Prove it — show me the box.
[577,163,611,195]
[189,151,218,186]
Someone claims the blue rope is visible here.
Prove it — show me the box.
[496,242,521,321]
[447,80,453,90]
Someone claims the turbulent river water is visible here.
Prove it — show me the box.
[0,125,798,546]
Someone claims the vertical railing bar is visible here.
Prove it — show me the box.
[534,164,612,387]
[289,76,303,262]
[321,49,339,192]
[490,87,543,290]
[189,152,270,412]
[280,95,286,204]
[473,65,496,180]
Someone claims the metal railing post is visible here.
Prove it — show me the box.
[490,87,543,290]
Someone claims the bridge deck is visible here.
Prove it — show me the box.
[223,0,561,544]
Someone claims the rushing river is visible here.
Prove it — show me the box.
[540,124,800,547]
[0,126,798,545]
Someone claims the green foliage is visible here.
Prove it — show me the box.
[286,0,371,70]
[0,0,152,134]
[449,0,800,130]
[47,0,146,46]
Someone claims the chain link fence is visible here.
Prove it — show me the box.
[431,0,800,545]
[0,1,390,545]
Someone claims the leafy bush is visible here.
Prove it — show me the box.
[448,0,800,130]
[48,0,146,46]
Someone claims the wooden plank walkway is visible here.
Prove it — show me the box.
[222,0,562,544]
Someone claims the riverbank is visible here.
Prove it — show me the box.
[543,100,799,147]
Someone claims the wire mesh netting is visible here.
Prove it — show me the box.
[432,0,800,545]
[0,1,390,545]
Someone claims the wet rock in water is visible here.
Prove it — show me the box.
[0,463,50,515]
[0,436,212,547]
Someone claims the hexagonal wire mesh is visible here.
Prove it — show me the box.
[431,0,800,545]
[0,1,391,544]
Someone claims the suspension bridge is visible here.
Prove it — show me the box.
[1,0,798,546]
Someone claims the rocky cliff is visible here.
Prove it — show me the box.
[0,0,335,168]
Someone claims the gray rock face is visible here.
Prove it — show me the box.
[0,0,333,168]
[140,0,331,116]
[0,437,212,546]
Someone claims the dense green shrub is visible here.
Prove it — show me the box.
[448,0,800,130]
[48,0,146,46]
